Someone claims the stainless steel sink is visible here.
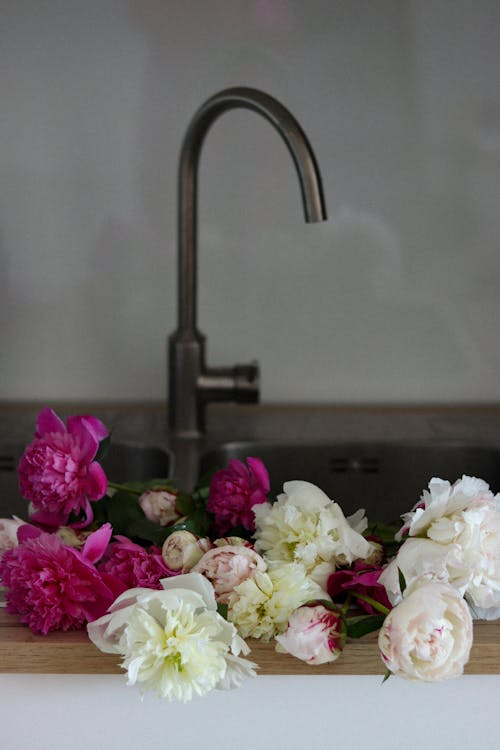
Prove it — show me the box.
[199,441,500,522]
[0,442,171,518]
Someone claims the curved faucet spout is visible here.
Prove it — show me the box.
[177,86,327,333]
[169,87,327,452]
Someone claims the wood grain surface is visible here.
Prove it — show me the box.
[1,609,498,676]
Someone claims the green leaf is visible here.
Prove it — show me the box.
[175,492,195,516]
[100,489,144,535]
[398,567,407,594]
[126,518,172,546]
[108,478,178,497]
[195,466,218,490]
[95,434,112,463]
[382,669,392,683]
[346,614,386,639]
[365,521,400,543]
[217,603,228,620]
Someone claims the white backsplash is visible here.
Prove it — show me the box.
[1,0,499,402]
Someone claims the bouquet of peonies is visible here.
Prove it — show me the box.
[1,408,499,701]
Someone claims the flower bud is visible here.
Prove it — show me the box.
[139,488,181,527]
[214,536,253,548]
[193,545,267,603]
[161,531,212,572]
[275,603,345,665]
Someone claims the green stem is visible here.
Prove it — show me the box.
[352,592,390,616]
[107,481,142,496]
[340,592,353,616]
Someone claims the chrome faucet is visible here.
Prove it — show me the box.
[168,87,327,478]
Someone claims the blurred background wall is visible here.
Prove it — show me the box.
[1,0,499,403]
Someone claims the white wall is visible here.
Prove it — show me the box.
[1,0,499,403]
[2,673,500,750]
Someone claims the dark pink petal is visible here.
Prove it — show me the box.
[112,535,142,550]
[79,416,109,443]
[81,523,113,564]
[67,417,99,462]
[36,408,66,438]
[86,462,108,501]
[70,498,94,530]
[67,415,108,453]
[17,524,42,544]
[227,459,249,480]
[99,572,129,600]
[247,457,270,493]
[29,508,69,529]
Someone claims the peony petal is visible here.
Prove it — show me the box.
[67,417,99,462]
[81,523,113,564]
[160,572,218,610]
[35,407,66,438]
[80,416,109,443]
[247,457,270,493]
[227,459,249,480]
[86,461,108,501]
[17,524,42,544]
[29,508,69,529]
[70,498,94,529]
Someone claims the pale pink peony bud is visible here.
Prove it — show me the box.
[193,545,267,604]
[213,536,254,548]
[275,603,345,665]
[139,488,181,527]
[161,531,212,572]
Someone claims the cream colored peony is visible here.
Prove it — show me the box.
[87,573,256,702]
[228,561,325,641]
[385,475,500,619]
[378,577,473,681]
[253,480,375,588]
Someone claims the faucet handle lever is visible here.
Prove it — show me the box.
[197,361,260,405]
[233,361,260,404]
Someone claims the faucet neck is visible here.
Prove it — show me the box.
[176,86,327,334]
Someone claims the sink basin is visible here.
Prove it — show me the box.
[0,442,171,518]
[200,441,500,523]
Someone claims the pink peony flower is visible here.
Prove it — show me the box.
[327,561,392,614]
[0,524,124,634]
[275,603,345,665]
[18,408,109,527]
[192,545,267,604]
[207,457,270,535]
[98,535,170,589]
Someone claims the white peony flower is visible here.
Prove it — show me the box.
[397,475,497,540]
[0,517,26,557]
[379,538,471,605]
[192,545,267,604]
[253,480,375,588]
[275,603,345,665]
[228,561,325,641]
[87,573,257,702]
[378,577,473,682]
[389,475,500,619]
